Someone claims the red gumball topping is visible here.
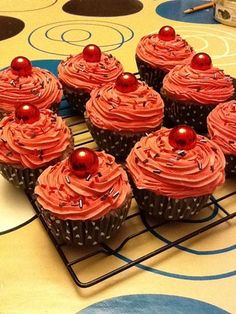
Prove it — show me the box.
[168,125,197,151]
[83,44,101,62]
[11,56,32,76]
[115,72,138,93]
[158,26,176,41]
[15,104,40,124]
[69,148,99,178]
[190,53,212,71]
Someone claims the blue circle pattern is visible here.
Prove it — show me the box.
[78,294,229,314]
[28,20,134,56]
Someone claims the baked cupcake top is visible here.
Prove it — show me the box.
[57,44,123,92]
[0,56,63,114]
[86,73,164,132]
[0,106,72,169]
[208,100,236,155]
[126,127,225,199]
[35,150,132,221]
[162,53,234,105]
[136,26,194,72]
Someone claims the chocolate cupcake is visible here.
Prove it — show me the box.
[0,56,63,119]
[35,148,132,246]
[0,104,73,190]
[126,126,225,220]
[85,72,164,159]
[161,53,235,133]
[208,100,236,176]
[57,44,123,115]
[136,25,194,92]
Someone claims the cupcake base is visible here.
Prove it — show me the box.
[63,85,90,116]
[136,55,167,93]
[86,116,161,159]
[37,194,132,246]
[132,184,210,220]
[161,88,216,133]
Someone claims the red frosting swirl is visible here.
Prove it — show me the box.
[35,152,132,221]
[136,33,194,72]
[126,128,225,199]
[0,110,72,169]
[208,100,236,155]
[163,64,234,105]
[0,67,63,114]
[57,53,123,92]
[86,81,164,132]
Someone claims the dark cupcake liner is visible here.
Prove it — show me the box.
[131,182,210,220]
[136,55,167,93]
[0,164,46,191]
[86,116,161,159]
[37,194,132,246]
[161,88,216,133]
[62,85,90,116]
[225,154,236,177]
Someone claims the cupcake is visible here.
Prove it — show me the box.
[85,72,164,159]
[136,25,194,92]
[126,126,225,220]
[207,100,236,176]
[161,52,235,133]
[0,104,73,190]
[57,44,123,115]
[35,148,132,246]
[0,56,63,119]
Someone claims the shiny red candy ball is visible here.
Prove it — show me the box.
[158,26,176,41]
[15,104,40,124]
[69,148,99,178]
[168,125,197,151]
[190,53,212,71]
[115,72,138,93]
[11,56,32,76]
[83,44,101,62]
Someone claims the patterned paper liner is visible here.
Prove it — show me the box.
[36,193,132,246]
[63,85,90,116]
[135,55,167,93]
[86,117,161,159]
[225,154,236,177]
[131,182,210,220]
[161,77,236,134]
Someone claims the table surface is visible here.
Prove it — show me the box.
[0,1,236,313]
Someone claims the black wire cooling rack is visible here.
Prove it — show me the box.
[26,109,236,288]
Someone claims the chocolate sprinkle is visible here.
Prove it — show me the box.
[153,169,161,174]
[86,174,92,181]
[113,191,120,198]
[65,176,70,184]
[79,199,83,208]
[210,165,214,172]
[177,150,186,157]
[197,160,203,170]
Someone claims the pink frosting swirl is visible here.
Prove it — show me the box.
[0,110,72,169]
[136,33,194,72]
[126,128,225,199]
[208,100,236,155]
[86,81,164,132]
[57,53,123,92]
[163,64,234,104]
[35,152,132,221]
[0,67,63,113]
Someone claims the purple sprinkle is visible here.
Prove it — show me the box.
[229,140,235,144]
[113,191,120,198]
[79,199,83,209]
[65,176,70,184]
[210,165,214,172]
[108,187,114,195]
[197,160,202,170]
[86,174,92,181]
[153,169,161,174]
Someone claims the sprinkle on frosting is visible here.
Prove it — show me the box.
[35,152,132,221]
[126,128,225,199]
[0,110,72,169]
[207,100,236,155]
